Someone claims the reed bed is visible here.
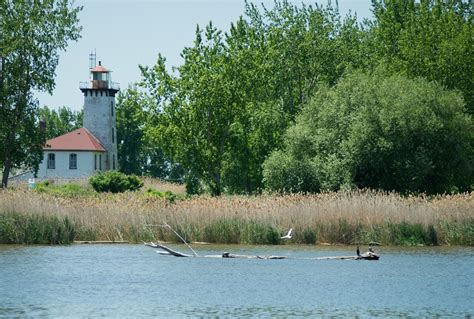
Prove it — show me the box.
[0,188,472,246]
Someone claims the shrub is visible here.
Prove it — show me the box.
[89,171,143,193]
[145,188,178,203]
[263,69,474,194]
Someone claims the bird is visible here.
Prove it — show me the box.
[281,228,293,240]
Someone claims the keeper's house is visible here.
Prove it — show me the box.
[36,128,106,179]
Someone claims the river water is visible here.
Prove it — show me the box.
[0,244,472,318]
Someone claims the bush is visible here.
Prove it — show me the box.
[263,69,474,194]
[89,171,143,193]
[145,188,178,203]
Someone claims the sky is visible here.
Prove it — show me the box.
[36,0,373,111]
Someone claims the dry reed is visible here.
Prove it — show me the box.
[1,188,472,245]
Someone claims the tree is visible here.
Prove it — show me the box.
[116,87,146,175]
[370,0,474,114]
[39,105,83,139]
[263,69,474,194]
[142,25,234,196]
[0,0,82,187]
[140,1,367,195]
[116,85,186,181]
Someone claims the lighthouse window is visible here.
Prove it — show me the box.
[113,154,116,170]
[112,127,115,143]
[111,101,114,116]
[47,153,55,169]
[69,153,77,170]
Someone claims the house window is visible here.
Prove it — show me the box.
[99,154,102,170]
[47,153,55,169]
[112,127,115,143]
[94,154,97,170]
[111,101,114,116]
[69,153,77,170]
[112,154,116,170]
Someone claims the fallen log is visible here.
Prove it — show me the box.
[145,223,379,260]
[222,252,286,259]
[143,242,378,260]
[144,242,193,257]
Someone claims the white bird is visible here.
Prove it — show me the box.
[281,228,293,240]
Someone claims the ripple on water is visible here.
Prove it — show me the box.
[0,244,473,317]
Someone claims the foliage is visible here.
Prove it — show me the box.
[116,87,146,175]
[139,1,365,195]
[39,105,83,140]
[0,0,82,187]
[370,0,474,114]
[89,171,143,193]
[263,69,474,194]
[116,86,186,181]
[145,187,180,203]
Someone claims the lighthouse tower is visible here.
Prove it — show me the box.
[80,60,120,170]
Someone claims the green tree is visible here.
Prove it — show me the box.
[263,69,474,194]
[0,0,82,187]
[39,105,83,139]
[140,1,366,195]
[116,87,146,175]
[116,85,185,181]
[142,25,234,196]
[370,0,474,113]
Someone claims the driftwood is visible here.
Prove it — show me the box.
[144,224,378,261]
[143,242,286,259]
[144,242,193,257]
[143,242,379,261]
[221,252,287,259]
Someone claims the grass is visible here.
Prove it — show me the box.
[0,182,473,246]
[0,211,75,245]
[34,180,96,198]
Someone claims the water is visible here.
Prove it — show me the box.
[1,244,473,318]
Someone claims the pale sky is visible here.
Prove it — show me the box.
[36,0,372,111]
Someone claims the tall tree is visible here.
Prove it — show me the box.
[0,0,82,187]
[116,86,185,180]
[141,24,234,196]
[116,87,146,175]
[39,105,83,139]
[370,0,474,113]
[140,1,366,195]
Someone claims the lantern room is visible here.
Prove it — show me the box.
[80,59,119,95]
[91,61,111,89]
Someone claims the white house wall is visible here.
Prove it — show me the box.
[37,151,104,179]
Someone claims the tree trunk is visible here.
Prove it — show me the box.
[1,127,15,188]
[1,155,11,188]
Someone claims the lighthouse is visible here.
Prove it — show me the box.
[31,57,120,180]
[80,60,120,170]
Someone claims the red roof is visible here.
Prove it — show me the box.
[44,128,106,152]
[91,65,109,73]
